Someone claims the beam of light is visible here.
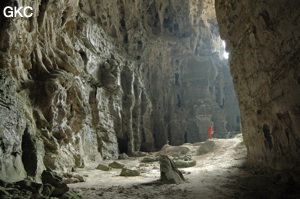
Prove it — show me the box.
[222,40,229,59]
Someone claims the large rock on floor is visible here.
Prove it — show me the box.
[197,140,216,155]
[120,168,140,176]
[174,160,197,168]
[118,153,129,160]
[159,155,185,184]
[109,161,125,169]
[0,179,77,199]
[96,164,112,171]
[41,170,69,197]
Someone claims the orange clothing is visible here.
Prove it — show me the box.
[208,126,213,139]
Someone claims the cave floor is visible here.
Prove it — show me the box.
[68,138,300,199]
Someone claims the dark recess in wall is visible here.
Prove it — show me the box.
[22,126,37,177]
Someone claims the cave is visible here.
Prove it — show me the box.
[0,0,299,198]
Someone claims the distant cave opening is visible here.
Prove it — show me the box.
[118,137,128,154]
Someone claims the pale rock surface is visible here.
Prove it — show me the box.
[215,0,300,169]
[159,155,185,184]
[0,0,239,182]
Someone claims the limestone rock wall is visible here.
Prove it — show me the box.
[81,0,240,148]
[215,0,300,169]
[0,0,239,182]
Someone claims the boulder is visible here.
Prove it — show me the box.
[15,180,43,195]
[0,180,54,199]
[62,173,86,184]
[159,155,185,184]
[109,161,125,169]
[41,183,55,197]
[41,170,69,197]
[183,155,192,161]
[96,164,112,171]
[120,168,140,176]
[174,160,196,168]
[141,156,158,163]
[119,153,129,159]
[197,140,215,155]
[73,174,85,182]
[0,187,10,198]
[63,178,80,184]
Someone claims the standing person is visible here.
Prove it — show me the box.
[208,126,213,139]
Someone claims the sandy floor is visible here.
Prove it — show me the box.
[68,138,300,199]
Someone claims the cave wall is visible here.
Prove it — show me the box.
[0,0,239,182]
[215,0,300,169]
[82,0,240,147]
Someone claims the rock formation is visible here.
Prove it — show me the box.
[0,0,240,182]
[215,0,300,170]
[159,155,185,184]
[120,168,140,177]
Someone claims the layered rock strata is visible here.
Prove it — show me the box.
[216,0,300,169]
[0,0,239,182]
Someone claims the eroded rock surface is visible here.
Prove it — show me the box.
[215,0,300,169]
[0,0,239,182]
[159,155,185,184]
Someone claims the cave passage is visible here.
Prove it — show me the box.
[1,0,299,198]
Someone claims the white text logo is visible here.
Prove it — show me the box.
[3,6,33,18]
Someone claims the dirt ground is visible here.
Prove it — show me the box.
[68,137,300,199]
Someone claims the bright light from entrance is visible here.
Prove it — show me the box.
[222,40,229,59]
